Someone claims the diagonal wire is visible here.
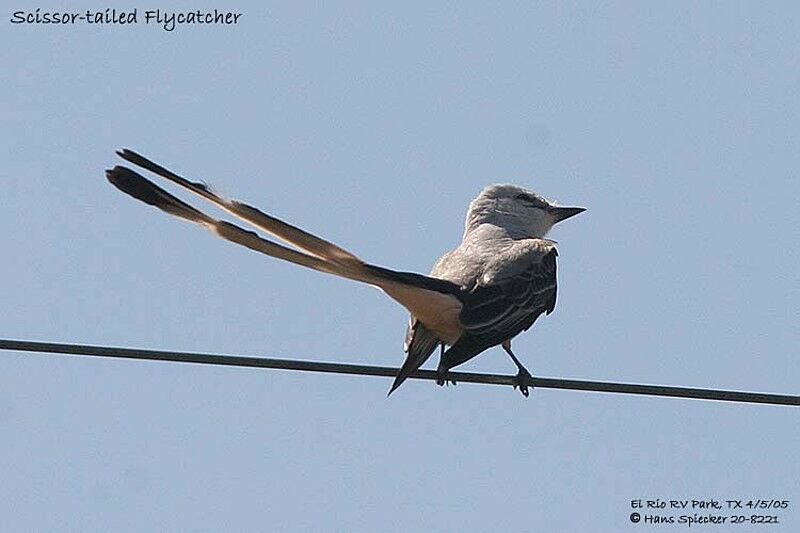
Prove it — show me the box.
[0,339,797,406]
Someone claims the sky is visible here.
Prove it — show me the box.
[2,1,799,531]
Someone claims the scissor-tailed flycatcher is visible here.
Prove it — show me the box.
[106,150,584,396]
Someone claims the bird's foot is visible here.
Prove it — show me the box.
[436,368,457,387]
[513,368,534,397]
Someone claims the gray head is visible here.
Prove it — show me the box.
[465,184,585,239]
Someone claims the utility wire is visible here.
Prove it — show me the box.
[1,339,797,406]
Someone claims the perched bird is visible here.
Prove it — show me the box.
[106,150,584,396]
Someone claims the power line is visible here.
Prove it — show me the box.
[1,338,797,406]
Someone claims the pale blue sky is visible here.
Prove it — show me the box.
[2,2,799,531]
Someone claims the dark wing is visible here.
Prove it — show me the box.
[439,246,557,370]
[387,319,441,396]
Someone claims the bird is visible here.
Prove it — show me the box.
[106,149,585,396]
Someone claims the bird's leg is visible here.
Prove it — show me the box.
[502,340,533,397]
[436,343,457,387]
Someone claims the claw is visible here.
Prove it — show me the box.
[436,368,457,387]
[513,369,534,397]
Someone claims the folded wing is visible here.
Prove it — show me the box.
[439,243,558,370]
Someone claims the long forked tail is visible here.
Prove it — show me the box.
[106,150,462,295]
[106,149,462,394]
[105,150,465,393]
[106,165,369,280]
[115,149,362,270]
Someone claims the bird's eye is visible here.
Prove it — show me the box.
[515,193,535,203]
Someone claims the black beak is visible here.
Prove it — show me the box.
[549,206,586,223]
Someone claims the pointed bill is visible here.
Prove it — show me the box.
[549,206,586,223]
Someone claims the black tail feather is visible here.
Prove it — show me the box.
[105,166,210,224]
